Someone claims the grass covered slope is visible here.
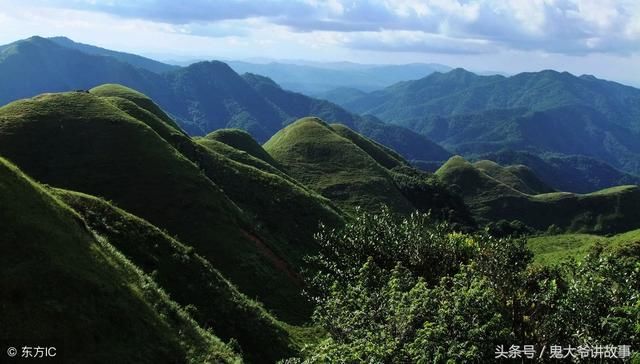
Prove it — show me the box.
[436,156,640,234]
[90,83,185,133]
[264,117,413,213]
[53,189,299,363]
[473,159,554,195]
[529,229,640,265]
[205,128,282,168]
[0,90,304,323]
[329,123,407,170]
[0,157,238,363]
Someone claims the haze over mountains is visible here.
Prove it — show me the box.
[227,60,451,94]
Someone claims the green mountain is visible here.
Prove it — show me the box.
[228,61,450,94]
[52,189,299,363]
[472,159,554,195]
[2,83,638,362]
[48,36,179,74]
[338,68,640,180]
[436,156,640,234]
[0,36,162,106]
[528,229,640,266]
[478,150,640,193]
[263,117,473,227]
[315,87,367,105]
[0,157,239,363]
[0,36,450,164]
[264,117,414,213]
[242,72,451,162]
[0,88,321,323]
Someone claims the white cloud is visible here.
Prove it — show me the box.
[3,0,640,56]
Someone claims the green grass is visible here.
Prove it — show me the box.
[0,156,239,363]
[205,128,282,168]
[528,229,640,265]
[473,159,553,195]
[90,83,185,133]
[53,188,302,363]
[264,117,414,213]
[329,123,407,170]
[0,90,308,324]
[437,155,640,234]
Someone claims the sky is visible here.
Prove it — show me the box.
[0,0,639,86]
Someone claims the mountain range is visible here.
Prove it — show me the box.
[327,68,640,191]
[0,36,450,164]
[0,84,475,362]
[2,79,639,361]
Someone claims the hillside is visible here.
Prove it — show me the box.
[436,156,640,234]
[0,36,450,165]
[473,160,554,195]
[264,117,414,213]
[338,68,640,178]
[0,157,239,363]
[529,229,640,266]
[90,85,345,280]
[0,89,313,322]
[205,128,283,168]
[479,150,640,193]
[52,189,299,363]
[262,117,472,226]
[243,72,451,162]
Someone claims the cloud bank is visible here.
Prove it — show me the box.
[25,0,640,55]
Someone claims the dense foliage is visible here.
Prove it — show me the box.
[297,209,639,363]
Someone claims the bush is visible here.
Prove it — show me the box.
[297,208,640,363]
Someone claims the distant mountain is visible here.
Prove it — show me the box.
[337,68,640,178]
[48,36,179,73]
[314,87,368,105]
[227,60,451,94]
[0,36,162,106]
[478,150,640,193]
[0,36,450,164]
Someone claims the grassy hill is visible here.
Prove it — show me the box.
[436,156,640,234]
[0,157,239,363]
[89,85,345,294]
[52,189,300,363]
[243,72,451,162]
[205,128,283,169]
[473,159,554,195]
[0,89,310,323]
[264,117,414,213]
[529,229,640,265]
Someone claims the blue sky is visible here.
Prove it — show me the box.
[1,0,639,85]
